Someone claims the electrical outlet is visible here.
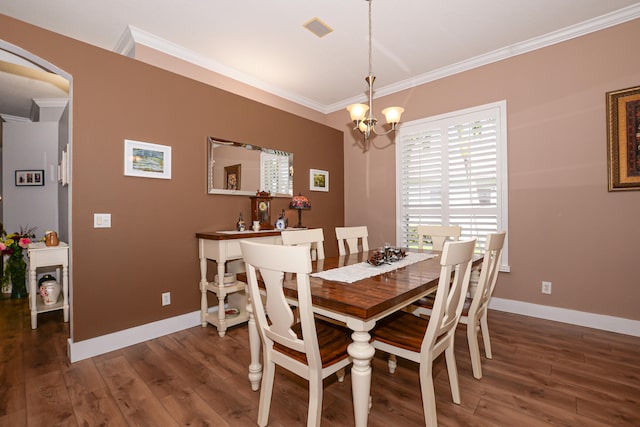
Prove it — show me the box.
[541,281,552,294]
[162,292,171,306]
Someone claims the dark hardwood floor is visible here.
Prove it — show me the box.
[1,295,639,426]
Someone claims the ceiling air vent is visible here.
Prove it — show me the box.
[303,17,333,38]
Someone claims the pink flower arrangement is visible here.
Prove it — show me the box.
[0,225,36,257]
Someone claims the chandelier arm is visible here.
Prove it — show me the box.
[371,126,394,136]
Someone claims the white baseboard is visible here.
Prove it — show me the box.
[489,297,640,337]
[67,310,202,362]
[67,298,639,363]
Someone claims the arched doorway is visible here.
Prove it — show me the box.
[0,39,72,335]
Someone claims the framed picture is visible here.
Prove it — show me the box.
[124,139,172,179]
[224,164,242,190]
[310,169,329,192]
[606,85,640,191]
[15,170,44,186]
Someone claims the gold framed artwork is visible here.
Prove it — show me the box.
[606,85,640,191]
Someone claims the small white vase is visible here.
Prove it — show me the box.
[39,281,61,305]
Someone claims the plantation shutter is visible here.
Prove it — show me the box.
[260,150,292,195]
[396,101,509,268]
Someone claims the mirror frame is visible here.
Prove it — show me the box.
[207,136,294,197]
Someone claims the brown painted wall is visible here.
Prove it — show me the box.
[327,19,640,321]
[0,14,344,341]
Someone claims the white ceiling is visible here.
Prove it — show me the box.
[1,0,640,118]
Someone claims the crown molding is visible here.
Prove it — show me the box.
[114,26,136,58]
[331,4,640,113]
[120,26,327,113]
[0,114,31,123]
[30,98,69,122]
[116,5,640,115]
[31,98,69,108]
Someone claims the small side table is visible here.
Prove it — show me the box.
[27,242,69,329]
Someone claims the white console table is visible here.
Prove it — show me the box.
[27,242,69,329]
[196,230,283,337]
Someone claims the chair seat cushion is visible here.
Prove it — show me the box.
[274,319,351,368]
[372,311,429,352]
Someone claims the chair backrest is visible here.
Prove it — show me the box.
[421,238,476,355]
[281,228,325,260]
[240,241,322,369]
[416,225,462,251]
[468,232,506,319]
[335,226,369,256]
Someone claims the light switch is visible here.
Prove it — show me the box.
[94,213,111,228]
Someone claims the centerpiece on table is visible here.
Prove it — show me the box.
[367,243,407,266]
[1,225,36,299]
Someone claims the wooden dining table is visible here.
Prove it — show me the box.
[244,249,483,427]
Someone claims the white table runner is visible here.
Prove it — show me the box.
[310,252,436,284]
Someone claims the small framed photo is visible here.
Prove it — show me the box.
[15,170,44,186]
[606,85,640,191]
[224,164,241,190]
[310,169,329,192]
[124,139,172,179]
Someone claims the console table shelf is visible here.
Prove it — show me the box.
[196,230,282,337]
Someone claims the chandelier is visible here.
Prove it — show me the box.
[346,0,404,142]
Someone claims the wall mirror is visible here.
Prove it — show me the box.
[207,136,294,197]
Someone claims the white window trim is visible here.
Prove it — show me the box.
[395,100,510,271]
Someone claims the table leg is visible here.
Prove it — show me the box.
[28,265,37,329]
[246,288,262,391]
[347,328,376,427]
[199,254,209,327]
[62,265,69,322]
[216,263,228,337]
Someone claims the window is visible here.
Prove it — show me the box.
[260,149,293,196]
[396,101,509,270]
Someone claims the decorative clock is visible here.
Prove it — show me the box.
[250,191,273,230]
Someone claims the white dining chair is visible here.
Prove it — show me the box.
[461,231,505,378]
[409,224,463,312]
[281,228,325,260]
[335,226,369,256]
[411,232,506,379]
[240,241,352,427]
[416,224,462,250]
[372,238,476,427]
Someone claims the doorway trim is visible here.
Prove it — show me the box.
[0,38,74,339]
